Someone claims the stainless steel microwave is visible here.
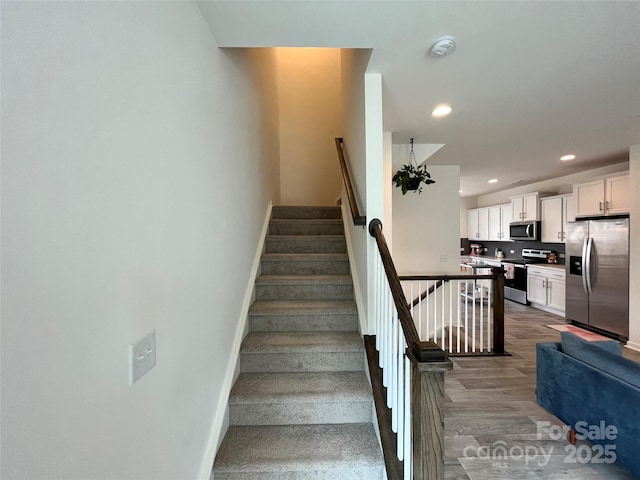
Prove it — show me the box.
[509,221,539,241]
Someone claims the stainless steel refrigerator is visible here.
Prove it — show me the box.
[566,216,629,340]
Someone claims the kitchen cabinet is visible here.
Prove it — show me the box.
[488,204,512,241]
[510,193,540,222]
[573,174,630,217]
[468,209,479,241]
[527,265,566,316]
[540,194,574,243]
[468,208,489,241]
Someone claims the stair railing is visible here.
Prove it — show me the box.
[335,138,366,226]
[401,269,505,355]
[369,218,452,480]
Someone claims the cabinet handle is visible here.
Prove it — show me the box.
[557,232,561,239]
[599,201,603,212]
[605,201,610,213]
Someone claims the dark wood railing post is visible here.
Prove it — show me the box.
[492,266,505,354]
[409,345,452,480]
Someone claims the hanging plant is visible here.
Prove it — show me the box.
[392,138,436,194]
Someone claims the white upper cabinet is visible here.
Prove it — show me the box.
[468,209,480,241]
[488,204,512,241]
[574,174,630,217]
[478,208,489,240]
[510,193,540,222]
[541,194,573,243]
[606,175,631,215]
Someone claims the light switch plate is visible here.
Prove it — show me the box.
[130,330,156,385]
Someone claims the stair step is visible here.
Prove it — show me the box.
[265,235,346,254]
[271,205,341,220]
[229,371,373,425]
[260,253,349,275]
[213,424,384,480]
[240,331,364,372]
[269,218,344,236]
[249,300,358,332]
[255,275,353,301]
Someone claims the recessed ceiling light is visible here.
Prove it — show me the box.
[432,104,452,117]
[488,178,498,184]
[560,154,576,161]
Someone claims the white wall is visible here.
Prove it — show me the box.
[277,48,342,205]
[1,3,279,479]
[340,49,372,331]
[628,144,640,351]
[391,143,461,275]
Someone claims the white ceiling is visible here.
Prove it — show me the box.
[198,1,640,197]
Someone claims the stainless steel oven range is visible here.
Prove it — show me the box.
[502,249,551,305]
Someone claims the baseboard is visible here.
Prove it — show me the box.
[341,202,368,336]
[625,341,640,353]
[198,201,273,480]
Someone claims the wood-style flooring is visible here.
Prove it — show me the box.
[444,300,640,480]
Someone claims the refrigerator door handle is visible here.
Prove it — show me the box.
[585,237,594,293]
[581,237,589,293]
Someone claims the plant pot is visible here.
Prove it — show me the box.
[406,178,421,191]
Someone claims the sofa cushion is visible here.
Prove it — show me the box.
[561,331,640,389]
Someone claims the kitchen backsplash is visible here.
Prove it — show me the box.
[460,238,565,263]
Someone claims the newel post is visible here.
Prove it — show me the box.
[410,342,453,480]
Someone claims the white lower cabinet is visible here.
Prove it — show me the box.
[527,266,566,316]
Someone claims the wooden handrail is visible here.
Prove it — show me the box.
[369,218,446,362]
[335,138,366,226]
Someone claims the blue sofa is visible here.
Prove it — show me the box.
[536,331,640,478]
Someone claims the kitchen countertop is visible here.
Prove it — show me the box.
[461,256,566,269]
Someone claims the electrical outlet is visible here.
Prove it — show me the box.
[440,254,448,262]
[510,250,515,254]
[130,331,156,385]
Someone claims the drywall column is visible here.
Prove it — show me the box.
[628,144,640,351]
[365,73,385,335]
[339,49,371,334]
[383,131,393,251]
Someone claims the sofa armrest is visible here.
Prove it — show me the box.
[536,342,640,477]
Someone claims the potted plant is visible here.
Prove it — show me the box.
[392,138,436,194]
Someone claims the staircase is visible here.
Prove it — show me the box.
[213,206,384,480]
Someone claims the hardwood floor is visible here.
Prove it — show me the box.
[444,300,640,480]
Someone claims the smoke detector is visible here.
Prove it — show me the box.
[429,35,456,58]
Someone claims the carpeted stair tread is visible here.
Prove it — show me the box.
[255,274,352,285]
[269,218,344,236]
[229,371,371,404]
[249,299,357,315]
[271,205,341,220]
[260,253,350,275]
[241,331,363,353]
[213,424,384,477]
[261,253,348,262]
[265,235,346,254]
